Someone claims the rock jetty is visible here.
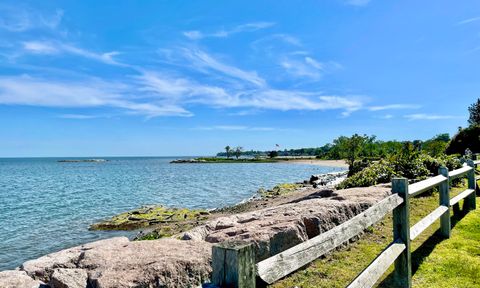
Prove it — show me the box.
[170,158,207,163]
[57,159,108,163]
[308,170,349,188]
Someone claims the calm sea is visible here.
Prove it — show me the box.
[0,157,343,270]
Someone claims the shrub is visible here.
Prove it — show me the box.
[337,152,463,189]
[336,160,396,189]
[389,143,430,180]
[348,159,370,177]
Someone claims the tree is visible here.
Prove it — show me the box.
[234,146,243,159]
[337,134,369,168]
[268,150,278,158]
[431,133,450,143]
[446,125,480,154]
[468,98,480,126]
[224,146,232,159]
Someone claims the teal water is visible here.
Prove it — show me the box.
[0,157,343,270]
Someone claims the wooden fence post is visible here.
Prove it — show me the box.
[466,160,477,210]
[212,241,256,288]
[392,178,412,288]
[438,166,451,238]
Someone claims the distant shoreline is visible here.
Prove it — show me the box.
[285,159,348,168]
[170,157,349,168]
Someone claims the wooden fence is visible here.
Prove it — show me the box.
[208,157,479,288]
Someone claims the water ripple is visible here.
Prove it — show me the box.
[0,157,342,270]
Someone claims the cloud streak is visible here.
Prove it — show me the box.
[193,125,276,131]
[0,75,191,117]
[181,48,266,87]
[136,70,366,114]
[0,6,63,32]
[404,114,463,121]
[368,104,421,111]
[345,0,371,7]
[183,22,275,40]
[22,41,123,65]
[456,16,480,26]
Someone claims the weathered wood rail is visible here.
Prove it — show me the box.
[208,159,478,288]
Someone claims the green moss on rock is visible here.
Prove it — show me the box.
[89,206,209,231]
[258,183,302,198]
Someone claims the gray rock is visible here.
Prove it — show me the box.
[78,238,212,288]
[0,270,44,288]
[50,268,88,288]
[21,237,129,283]
[18,237,211,288]
[181,185,390,262]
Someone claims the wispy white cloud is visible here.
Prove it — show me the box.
[377,114,394,119]
[0,75,191,117]
[58,114,101,119]
[404,114,463,121]
[0,6,63,32]
[181,48,266,87]
[22,41,123,65]
[345,0,371,6]
[280,56,341,80]
[183,22,275,40]
[22,41,58,54]
[228,109,261,116]
[136,70,365,115]
[456,16,480,26]
[194,125,277,131]
[368,104,421,111]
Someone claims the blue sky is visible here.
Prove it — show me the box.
[0,0,479,157]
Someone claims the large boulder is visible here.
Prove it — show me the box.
[78,238,212,288]
[0,270,44,288]
[50,268,88,288]
[21,237,129,283]
[19,237,211,288]
[179,186,390,261]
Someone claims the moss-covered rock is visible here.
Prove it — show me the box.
[89,206,209,231]
[258,183,302,198]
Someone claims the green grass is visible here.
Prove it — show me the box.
[271,181,479,288]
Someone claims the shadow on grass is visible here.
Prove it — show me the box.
[377,207,471,288]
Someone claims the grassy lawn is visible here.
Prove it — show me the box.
[271,180,479,288]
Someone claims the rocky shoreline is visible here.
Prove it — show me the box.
[0,170,367,288]
[90,170,348,240]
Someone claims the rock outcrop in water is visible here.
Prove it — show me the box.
[0,184,390,288]
[57,159,108,163]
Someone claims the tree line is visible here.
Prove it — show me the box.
[217,97,480,161]
[217,134,451,160]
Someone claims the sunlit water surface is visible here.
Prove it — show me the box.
[0,157,344,270]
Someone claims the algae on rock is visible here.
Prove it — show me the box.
[89,206,209,231]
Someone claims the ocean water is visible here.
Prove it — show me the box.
[0,157,343,270]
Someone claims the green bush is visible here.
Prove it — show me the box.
[336,160,396,189]
[337,152,463,189]
[389,143,430,180]
[418,154,462,175]
[348,159,370,177]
